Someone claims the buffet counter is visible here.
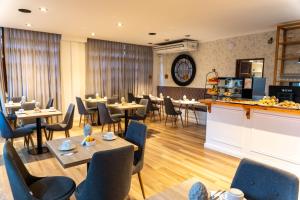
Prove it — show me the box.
[200,99,300,177]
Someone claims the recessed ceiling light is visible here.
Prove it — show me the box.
[117,22,123,27]
[39,7,48,12]
[185,34,191,38]
[91,32,95,36]
[25,23,32,27]
[148,32,156,36]
[18,8,32,13]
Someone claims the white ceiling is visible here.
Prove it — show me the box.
[0,0,300,45]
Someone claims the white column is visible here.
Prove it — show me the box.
[60,36,87,120]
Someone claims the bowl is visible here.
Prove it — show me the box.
[85,140,96,146]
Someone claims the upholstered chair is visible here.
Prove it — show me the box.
[75,146,134,200]
[164,97,184,127]
[3,141,76,200]
[231,158,299,200]
[125,121,147,199]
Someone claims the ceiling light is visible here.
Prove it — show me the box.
[91,32,95,36]
[25,23,32,27]
[185,34,191,38]
[18,8,31,13]
[39,7,48,12]
[148,32,156,36]
[117,22,123,27]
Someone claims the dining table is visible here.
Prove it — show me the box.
[172,100,204,126]
[108,103,145,134]
[15,109,62,155]
[46,133,138,168]
[83,98,107,103]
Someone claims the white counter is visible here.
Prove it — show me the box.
[205,104,300,177]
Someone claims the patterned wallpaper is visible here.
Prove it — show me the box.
[153,31,276,93]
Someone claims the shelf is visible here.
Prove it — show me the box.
[279,41,300,45]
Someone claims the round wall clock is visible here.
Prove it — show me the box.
[171,54,196,86]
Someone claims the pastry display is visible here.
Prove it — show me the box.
[223,97,232,102]
[207,88,218,95]
[207,77,219,84]
[223,92,232,97]
[258,96,278,106]
[276,100,300,109]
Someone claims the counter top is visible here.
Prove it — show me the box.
[200,99,300,118]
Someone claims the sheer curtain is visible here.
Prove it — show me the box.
[4,28,61,109]
[86,39,153,99]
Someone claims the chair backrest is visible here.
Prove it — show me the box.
[10,97,23,103]
[125,121,147,169]
[62,104,75,130]
[3,142,37,200]
[76,97,88,115]
[143,95,154,111]
[21,103,36,125]
[97,103,114,124]
[164,97,177,115]
[76,146,134,200]
[45,98,54,109]
[231,158,299,200]
[136,99,148,117]
[0,111,14,139]
[128,93,135,103]
[107,97,118,104]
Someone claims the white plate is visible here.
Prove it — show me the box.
[219,192,247,200]
[48,109,56,112]
[58,144,76,151]
[102,135,117,141]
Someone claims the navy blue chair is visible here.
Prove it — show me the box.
[45,104,75,140]
[0,111,35,153]
[125,121,147,199]
[164,97,184,127]
[76,97,96,126]
[3,141,76,200]
[75,146,134,200]
[97,103,122,133]
[231,158,299,200]
[129,99,148,123]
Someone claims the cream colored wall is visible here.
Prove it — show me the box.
[60,36,86,119]
[153,31,276,95]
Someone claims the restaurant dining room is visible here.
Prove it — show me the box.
[1,0,300,200]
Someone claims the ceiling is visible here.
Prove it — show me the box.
[1,0,300,45]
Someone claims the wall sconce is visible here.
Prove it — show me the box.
[164,74,168,79]
[149,75,152,79]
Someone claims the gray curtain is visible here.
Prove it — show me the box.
[4,28,61,109]
[0,28,6,113]
[86,39,153,99]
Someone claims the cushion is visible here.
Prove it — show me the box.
[29,176,75,200]
[22,123,47,130]
[46,123,67,131]
[13,127,33,138]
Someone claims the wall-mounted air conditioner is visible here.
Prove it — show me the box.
[153,39,198,54]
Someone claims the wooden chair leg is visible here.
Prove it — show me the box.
[24,136,29,150]
[43,129,49,141]
[28,135,36,154]
[180,114,184,127]
[51,131,54,140]
[102,124,105,132]
[10,138,14,145]
[165,115,168,125]
[113,123,116,133]
[137,172,146,199]
[79,115,82,127]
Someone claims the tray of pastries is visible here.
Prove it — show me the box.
[274,100,300,110]
[258,96,278,107]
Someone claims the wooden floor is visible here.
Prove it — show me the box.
[0,119,240,200]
